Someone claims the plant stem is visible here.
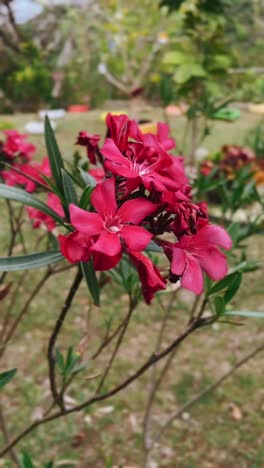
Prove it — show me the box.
[0,404,19,466]
[152,340,264,445]
[0,317,204,457]
[0,270,51,358]
[96,295,136,394]
[47,268,83,411]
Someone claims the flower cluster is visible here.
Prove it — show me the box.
[0,130,51,192]
[201,144,256,179]
[59,114,232,302]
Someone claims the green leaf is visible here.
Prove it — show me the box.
[62,169,78,205]
[224,272,242,304]
[226,311,264,318]
[0,252,64,272]
[209,272,239,296]
[45,116,64,193]
[173,63,206,84]
[0,368,16,389]
[79,186,94,209]
[163,50,186,65]
[81,261,100,306]
[214,296,225,316]
[79,168,97,188]
[55,349,65,373]
[20,451,35,468]
[0,184,65,225]
[145,240,163,253]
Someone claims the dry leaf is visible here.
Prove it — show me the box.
[230,403,243,420]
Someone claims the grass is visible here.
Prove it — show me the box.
[0,107,263,467]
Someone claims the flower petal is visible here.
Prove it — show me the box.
[69,204,103,235]
[181,254,203,295]
[91,230,122,270]
[199,246,228,281]
[195,224,232,250]
[171,247,187,276]
[121,225,153,251]
[91,178,117,217]
[117,198,158,224]
[101,138,130,166]
[59,232,92,263]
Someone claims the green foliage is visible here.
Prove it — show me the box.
[0,185,65,225]
[0,369,17,389]
[1,42,52,111]
[44,116,65,196]
[81,261,100,306]
[246,119,264,158]
[56,347,86,379]
[0,252,64,272]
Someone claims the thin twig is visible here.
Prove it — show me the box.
[0,270,51,358]
[96,295,136,394]
[0,315,205,457]
[152,341,264,445]
[47,268,83,411]
[0,404,19,466]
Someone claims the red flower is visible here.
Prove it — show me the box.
[1,157,51,192]
[106,113,142,153]
[76,131,100,164]
[143,122,176,151]
[2,130,36,161]
[129,251,166,304]
[88,168,105,184]
[67,178,157,270]
[59,231,92,263]
[27,193,64,231]
[101,138,188,195]
[170,224,232,295]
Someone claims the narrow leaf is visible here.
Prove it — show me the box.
[79,186,94,209]
[81,261,100,306]
[79,168,97,187]
[214,296,225,316]
[145,240,163,253]
[226,311,264,318]
[45,116,64,193]
[0,185,65,225]
[20,451,35,468]
[224,272,242,304]
[0,252,64,272]
[0,368,16,389]
[62,169,78,205]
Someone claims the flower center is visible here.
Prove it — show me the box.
[108,225,121,233]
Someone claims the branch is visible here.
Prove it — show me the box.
[47,268,83,411]
[96,295,136,393]
[0,404,19,466]
[0,269,51,358]
[152,341,264,446]
[0,318,203,457]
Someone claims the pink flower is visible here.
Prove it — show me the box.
[129,251,166,304]
[27,193,64,231]
[59,231,92,263]
[101,138,188,195]
[2,130,36,161]
[67,178,158,270]
[170,224,232,295]
[88,168,105,184]
[143,122,176,151]
[106,113,142,153]
[76,131,100,164]
[1,157,51,192]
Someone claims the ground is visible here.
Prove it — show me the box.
[0,108,263,467]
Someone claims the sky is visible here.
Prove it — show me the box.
[12,0,43,23]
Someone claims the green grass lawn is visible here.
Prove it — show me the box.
[0,108,263,467]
